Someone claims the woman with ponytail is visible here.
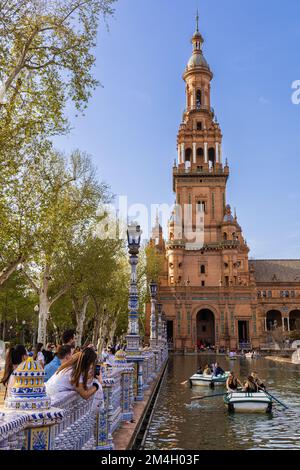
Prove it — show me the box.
[0,345,27,398]
[45,347,102,400]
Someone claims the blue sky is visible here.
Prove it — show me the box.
[55,0,300,259]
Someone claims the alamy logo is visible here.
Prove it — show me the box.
[291,80,300,104]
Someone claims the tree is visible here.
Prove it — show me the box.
[0,270,37,344]
[62,234,126,347]
[0,148,47,286]
[0,0,116,285]
[21,149,109,344]
[0,0,116,159]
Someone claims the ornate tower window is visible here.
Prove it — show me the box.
[185,148,192,162]
[196,90,202,109]
[200,265,206,274]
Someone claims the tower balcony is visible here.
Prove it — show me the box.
[186,104,214,114]
[173,165,229,177]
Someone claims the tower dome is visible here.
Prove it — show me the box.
[186,11,211,72]
[187,52,210,70]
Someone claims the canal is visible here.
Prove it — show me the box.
[144,355,300,450]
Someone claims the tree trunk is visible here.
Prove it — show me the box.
[109,310,120,345]
[38,288,51,346]
[49,314,60,346]
[92,298,101,346]
[73,295,90,348]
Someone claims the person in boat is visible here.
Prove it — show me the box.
[243,375,258,393]
[226,371,243,392]
[197,366,203,375]
[203,364,212,376]
[212,362,225,377]
[251,371,266,391]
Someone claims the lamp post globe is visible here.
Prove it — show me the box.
[127,224,142,256]
[149,280,158,298]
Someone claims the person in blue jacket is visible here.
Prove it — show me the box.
[44,345,72,382]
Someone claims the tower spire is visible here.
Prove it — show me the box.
[196,9,199,32]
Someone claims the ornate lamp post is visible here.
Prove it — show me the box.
[149,281,158,349]
[125,224,145,401]
[126,224,142,352]
[162,312,167,344]
[157,302,163,347]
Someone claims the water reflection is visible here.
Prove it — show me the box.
[144,355,300,450]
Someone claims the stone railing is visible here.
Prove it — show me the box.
[0,345,168,451]
[0,413,28,450]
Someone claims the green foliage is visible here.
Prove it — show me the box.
[0,0,116,161]
[0,1,132,344]
[0,0,116,284]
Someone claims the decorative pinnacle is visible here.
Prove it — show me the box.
[196,9,199,32]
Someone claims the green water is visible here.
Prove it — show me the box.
[144,355,300,450]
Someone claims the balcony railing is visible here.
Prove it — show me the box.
[173,166,228,176]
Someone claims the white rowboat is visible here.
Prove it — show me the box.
[224,391,272,413]
[190,372,230,387]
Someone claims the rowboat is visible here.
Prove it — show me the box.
[245,352,254,359]
[245,352,260,359]
[224,391,272,413]
[190,372,230,387]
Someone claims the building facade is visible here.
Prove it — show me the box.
[146,19,300,352]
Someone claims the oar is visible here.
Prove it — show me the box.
[191,392,227,401]
[181,380,188,385]
[258,386,289,410]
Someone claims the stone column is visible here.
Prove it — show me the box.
[204,142,208,164]
[216,142,219,163]
[219,144,223,164]
[181,143,185,165]
[95,379,114,450]
[193,143,197,164]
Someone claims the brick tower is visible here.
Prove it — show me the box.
[146,14,300,353]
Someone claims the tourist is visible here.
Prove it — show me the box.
[62,329,76,349]
[33,343,45,367]
[44,345,72,382]
[226,371,243,392]
[203,364,211,376]
[243,375,258,393]
[42,343,54,365]
[212,362,225,377]
[0,345,27,398]
[45,347,102,400]
[251,371,266,391]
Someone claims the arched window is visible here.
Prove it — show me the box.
[185,148,192,162]
[200,265,206,274]
[208,147,215,165]
[224,232,228,241]
[196,90,201,110]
